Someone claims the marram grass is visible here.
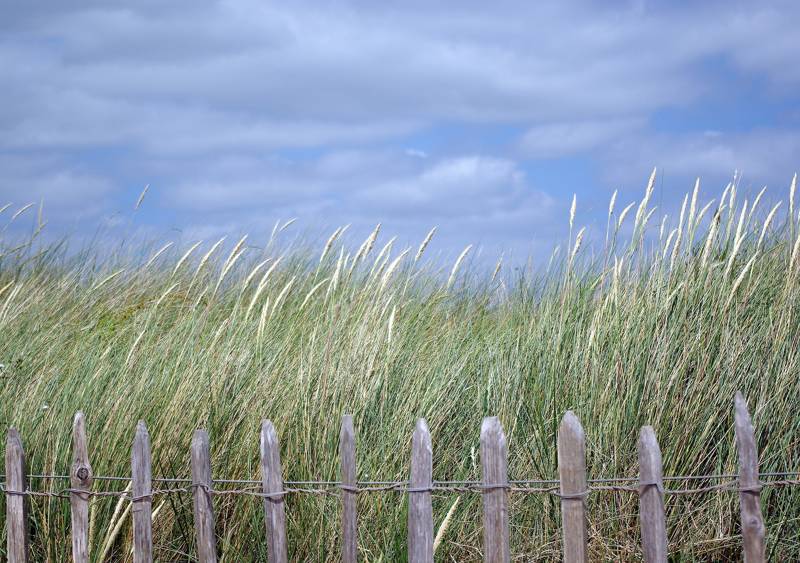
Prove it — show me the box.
[2,173,800,561]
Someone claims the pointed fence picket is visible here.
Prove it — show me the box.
[408,418,433,563]
[480,416,510,563]
[132,421,153,563]
[734,392,766,563]
[638,426,667,563]
[70,412,92,563]
[339,415,357,563]
[5,428,28,562]
[191,430,217,563]
[558,411,588,563]
[0,391,786,560]
[260,420,288,563]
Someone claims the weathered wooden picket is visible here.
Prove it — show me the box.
[0,392,779,562]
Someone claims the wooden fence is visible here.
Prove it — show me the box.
[1,391,793,562]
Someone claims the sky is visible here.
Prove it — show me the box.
[1,0,799,263]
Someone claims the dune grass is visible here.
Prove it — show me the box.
[1,172,800,561]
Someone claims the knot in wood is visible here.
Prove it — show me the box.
[73,463,92,484]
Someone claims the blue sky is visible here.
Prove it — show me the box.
[1,0,799,262]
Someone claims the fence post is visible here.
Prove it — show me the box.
[340,415,357,563]
[734,392,766,563]
[558,411,588,563]
[480,416,509,563]
[408,418,433,563]
[70,412,93,563]
[5,428,29,562]
[191,429,217,563]
[261,420,288,563]
[638,426,667,563]
[132,421,153,563]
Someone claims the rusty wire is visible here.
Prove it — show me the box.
[2,475,799,502]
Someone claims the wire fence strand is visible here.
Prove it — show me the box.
[2,472,800,502]
[6,470,800,485]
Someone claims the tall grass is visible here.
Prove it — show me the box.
[1,172,800,561]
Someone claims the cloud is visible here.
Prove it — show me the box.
[355,156,537,217]
[168,149,554,220]
[0,155,114,218]
[601,128,800,191]
[1,0,798,259]
[518,118,645,159]
[5,1,797,155]
[160,149,559,262]
[0,92,419,155]
[720,5,800,87]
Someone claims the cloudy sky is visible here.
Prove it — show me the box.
[2,0,799,262]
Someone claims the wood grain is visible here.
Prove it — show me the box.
[191,429,218,562]
[70,412,93,563]
[261,420,288,563]
[480,416,509,563]
[5,428,29,562]
[558,411,588,563]
[132,420,153,563]
[408,418,433,563]
[734,392,766,563]
[340,414,358,563]
[638,426,667,563]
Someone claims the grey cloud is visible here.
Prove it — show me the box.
[7,0,797,146]
[1,0,799,258]
[0,155,114,227]
[518,118,646,159]
[601,129,800,191]
[3,1,797,165]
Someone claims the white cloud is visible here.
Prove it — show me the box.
[405,149,428,159]
[518,118,645,159]
[356,156,533,216]
[168,150,553,219]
